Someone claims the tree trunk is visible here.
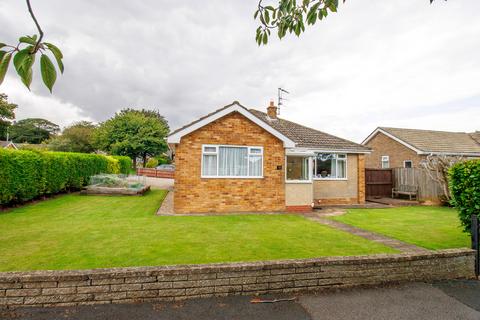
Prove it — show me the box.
[142,153,147,168]
[132,157,137,171]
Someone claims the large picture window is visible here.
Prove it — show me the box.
[313,153,347,179]
[201,145,263,178]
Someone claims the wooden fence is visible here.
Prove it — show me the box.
[365,168,393,198]
[392,168,444,201]
[136,168,174,179]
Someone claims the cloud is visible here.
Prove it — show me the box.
[1,0,479,141]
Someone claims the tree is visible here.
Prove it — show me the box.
[421,154,463,202]
[10,118,60,144]
[94,109,169,168]
[49,121,97,153]
[0,93,17,140]
[254,0,440,45]
[0,0,63,92]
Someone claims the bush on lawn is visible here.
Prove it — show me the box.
[449,159,480,233]
[0,149,123,205]
[112,156,132,174]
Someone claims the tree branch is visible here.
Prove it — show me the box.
[26,0,44,53]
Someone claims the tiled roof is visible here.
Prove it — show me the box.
[168,101,370,152]
[379,127,480,155]
[248,109,369,152]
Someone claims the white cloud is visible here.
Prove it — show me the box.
[1,0,479,141]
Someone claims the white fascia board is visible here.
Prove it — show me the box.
[167,104,296,148]
[419,151,480,157]
[293,147,371,154]
[363,128,424,154]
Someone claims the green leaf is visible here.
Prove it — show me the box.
[40,54,57,93]
[262,32,268,45]
[13,48,35,89]
[44,43,64,73]
[19,36,37,45]
[0,43,6,49]
[0,51,12,85]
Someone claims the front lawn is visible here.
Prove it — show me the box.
[331,206,470,250]
[0,190,396,272]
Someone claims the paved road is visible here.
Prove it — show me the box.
[2,280,479,320]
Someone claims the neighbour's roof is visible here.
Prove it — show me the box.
[0,140,16,148]
[168,101,369,153]
[248,109,369,152]
[470,131,480,144]
[367,127,480,155]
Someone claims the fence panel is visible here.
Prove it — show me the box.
[392,168,444,201]
[365,168,393,198]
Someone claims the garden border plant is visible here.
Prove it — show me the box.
[449,159,480,233]
[0,149,131,205]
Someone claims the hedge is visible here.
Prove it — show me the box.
[449,159,480,233]
[111,155,132,174]
[0,150,129,205]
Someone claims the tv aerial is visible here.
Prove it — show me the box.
[277,87,289,115]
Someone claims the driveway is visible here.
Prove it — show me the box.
[2,280,479,320]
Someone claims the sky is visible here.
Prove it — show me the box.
[1,0,479,143]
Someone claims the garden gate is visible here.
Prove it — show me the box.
[365,168,393,198]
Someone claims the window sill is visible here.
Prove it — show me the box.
[313,178,348,181]
[201,176,264,179]
[286,180,312,184]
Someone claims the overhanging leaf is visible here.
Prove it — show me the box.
[0,51,12,85]
[14,49,35,89]
[19,36,37,45]
[0,43,6,49]
[40,54,56,93]
[44,43,64,73]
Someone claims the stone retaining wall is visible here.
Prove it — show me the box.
[0,249,475,308]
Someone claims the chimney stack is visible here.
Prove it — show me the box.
[267,100,278,119]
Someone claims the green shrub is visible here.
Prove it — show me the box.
[0,149,119,205]
[145,158,159,168]
[449,159,480,233]
[156,155,171,165]
[111,156,132,174]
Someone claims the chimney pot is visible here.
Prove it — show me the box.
[267,100,278,119]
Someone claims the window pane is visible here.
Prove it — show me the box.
[248,155,262,177]
[337,159,346,178]
[202,154,217,176]
[250,148,262,154]
[218,147,248,176]
[287,156,309,180]
[315,154,333,178]
[204,146,216,153]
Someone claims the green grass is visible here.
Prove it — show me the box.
[331,206,470,250]
[0,190,396,272]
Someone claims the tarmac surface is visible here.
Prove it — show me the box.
[2,280,479,320]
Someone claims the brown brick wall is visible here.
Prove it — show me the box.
[0,249,474,308]
[173,112,285,213]
[357,154,366,203]
[364,132,425,169]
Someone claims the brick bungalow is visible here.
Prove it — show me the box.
[167,101,370,214]
[362,127,480,169]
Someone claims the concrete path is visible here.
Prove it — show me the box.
[304,213,429,253]
[4,281,479,320]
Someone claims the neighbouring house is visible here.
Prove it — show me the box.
[362,127,480,169]
[167,101,370,214]
[0,140,18,149]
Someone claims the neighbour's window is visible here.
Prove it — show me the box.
[201,145,263,178]
[381,155,390,169]
[313,153,346,179]
[404,160,413,168]
[286,156,310,181]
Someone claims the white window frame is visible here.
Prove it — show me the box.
[403,160,413,168]
[201,144,264,179]
[381,155,390,169]
[285,155,313,184]
[312,153,348,181]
